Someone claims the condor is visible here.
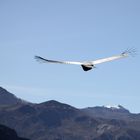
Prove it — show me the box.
[35,48,136,71]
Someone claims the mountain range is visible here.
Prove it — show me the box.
[0,86,140,140]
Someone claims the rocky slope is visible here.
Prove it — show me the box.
[0,87,140,140]
[0,124,30,140]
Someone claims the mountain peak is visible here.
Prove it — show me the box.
[40,100,62,105]
[0,87,10,94]
[0,87,28,106]
[103,104,126,110]
[37,100,77,110]
[102,104,130,113]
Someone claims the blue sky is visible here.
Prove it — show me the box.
[0,0,140,113]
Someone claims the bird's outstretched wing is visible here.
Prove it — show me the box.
[35,56,82,65]
[89,48,136,65]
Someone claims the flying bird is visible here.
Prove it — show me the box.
[35,48,136,71]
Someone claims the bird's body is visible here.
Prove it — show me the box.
[35,48,136,71]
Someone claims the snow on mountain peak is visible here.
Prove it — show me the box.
[103,105,125,110]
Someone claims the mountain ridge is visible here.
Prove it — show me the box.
[0,87,133,113]
[0,87,29,106]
